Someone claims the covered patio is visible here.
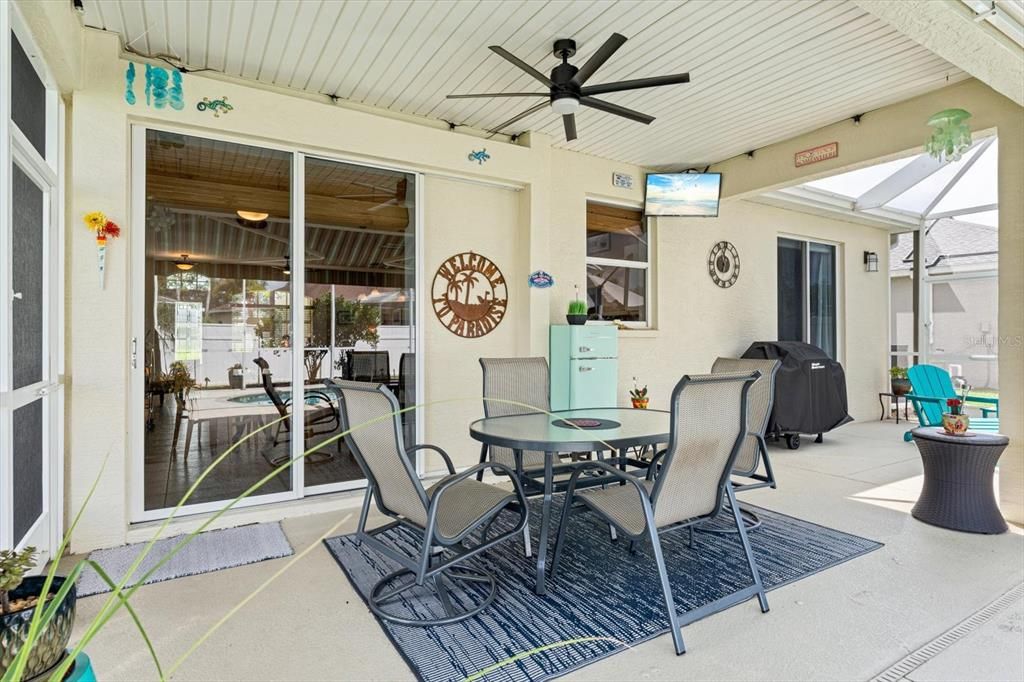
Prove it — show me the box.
[1,0,1022,680]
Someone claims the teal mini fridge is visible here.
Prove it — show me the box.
[549,325,619,411]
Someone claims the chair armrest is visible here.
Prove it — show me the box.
[406,444,456,475]
[966,396,999,406]
[304,390,336,408]
[565,460,650,499]
[428,462,529,522]
[645,448,668,481]
[906,394,945,405]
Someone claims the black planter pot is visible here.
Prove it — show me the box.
[566,314,587,325]
[0,576,77,679]
[891,378,912,396]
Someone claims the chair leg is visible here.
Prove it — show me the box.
[687,525,695,549]
[729,485,769,613]
[550,490,577,579]
[475,443,488,482]
[357,485,374,536]
[183,420,194,462]
[647,518,685,655]
[522,524,532,558]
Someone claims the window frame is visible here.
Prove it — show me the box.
[585,199,652,328]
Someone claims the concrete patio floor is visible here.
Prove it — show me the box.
[71,420,1024,681]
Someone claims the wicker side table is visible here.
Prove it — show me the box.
[910,427,1009,534]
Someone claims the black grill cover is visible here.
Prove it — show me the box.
[742,341,853,435]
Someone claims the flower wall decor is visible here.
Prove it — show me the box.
[83,211,122,288]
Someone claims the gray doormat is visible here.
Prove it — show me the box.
[78,522,293,597]
[325,501,882,682]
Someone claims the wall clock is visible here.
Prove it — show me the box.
[708,241,740,288]
[431,251,508,338]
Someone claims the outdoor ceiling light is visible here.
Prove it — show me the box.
[550,95,581,116]
[282,257,291,276]
[864,251,879,272]
[237,210,269,221]
[175,254,194,271]
[925,109,972,162]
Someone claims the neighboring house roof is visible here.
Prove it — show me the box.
[890,218,998,274]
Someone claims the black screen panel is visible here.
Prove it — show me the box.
[11,32,47,157]
[13,401,44,545]
[12,164,44,389]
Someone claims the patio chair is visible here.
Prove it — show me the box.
[347,350,391,382]
[253,357,340,465]
[335,380,529,626]
[903,364,1000,441]
[551,371,768,656]
[703,357,781,531]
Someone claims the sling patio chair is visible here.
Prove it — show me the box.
[335,380,529,626]
[701,356,781,531]
[550,371,768,655]
[904,364,1000,441]
[253,357,340,465]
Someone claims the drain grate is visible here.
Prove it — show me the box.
[870,582,1024,682]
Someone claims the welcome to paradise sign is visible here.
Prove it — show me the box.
[794,142,839,167]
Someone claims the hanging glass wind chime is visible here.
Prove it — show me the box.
[924,109,972,162]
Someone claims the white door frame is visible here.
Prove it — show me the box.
[0,4,65,561]
[128,123,424,522]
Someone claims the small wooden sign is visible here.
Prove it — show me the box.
[431,252,508,338]
[794,142,839,167]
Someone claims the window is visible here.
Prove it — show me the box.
[585,202,649,325]
[777,237,837,358]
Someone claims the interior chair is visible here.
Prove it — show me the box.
[335,380,529,626]
[253,357,340,465]
[904,363,1000,441]
[551,371,768,656]
[701,357,781,531]
[347,350,391,382]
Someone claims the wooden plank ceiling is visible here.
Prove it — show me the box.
[83,0,968,167]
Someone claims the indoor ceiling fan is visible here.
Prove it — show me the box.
[447,33,690,142]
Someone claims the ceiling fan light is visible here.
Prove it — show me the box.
[174,254,194,271]
[551,96,580,115]
[237,210,269,222]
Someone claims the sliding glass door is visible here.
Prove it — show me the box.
[133,127,419,519]
[778,237,838,358]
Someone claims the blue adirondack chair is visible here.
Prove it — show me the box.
[903,364,1000,441]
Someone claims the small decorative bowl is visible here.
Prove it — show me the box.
[941,412,970,435]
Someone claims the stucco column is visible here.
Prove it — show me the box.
[517,132,553,357]
[997,112,1024,524]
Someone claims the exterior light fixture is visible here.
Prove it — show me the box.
[174,254,194,271]
[282,257,291,276]
[550,94,580,115]
[236,210,269,221]
[864,251,879,272]
[925,109,972,162]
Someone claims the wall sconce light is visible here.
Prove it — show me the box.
[864,251,879,272]
[175,254,194,271]
[237,210,269,222]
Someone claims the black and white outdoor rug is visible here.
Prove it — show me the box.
[324,500,882,682]
[78,522,293,597]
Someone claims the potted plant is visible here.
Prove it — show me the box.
[942,386,972,435]
[566,286,588,325]
[889,366,911,396]
[228,363,245,389]
[630,378,649,409]
[0,547,78,679]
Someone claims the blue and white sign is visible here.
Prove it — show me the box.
[528,270,554,288]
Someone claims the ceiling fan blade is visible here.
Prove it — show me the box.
[447,92,548,99]
[580,96,654,125]
[581,72,690,97]
[563,114,577,141]
[572,32,628,86]
[488,101,550,134]
[489,46,554,87]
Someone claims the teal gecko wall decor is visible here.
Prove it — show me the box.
[197,97,234,117]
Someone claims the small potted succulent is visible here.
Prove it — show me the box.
[228,363,245,389]
[889,366,911,396]
[630,378,649,409]
[0,547,78,679]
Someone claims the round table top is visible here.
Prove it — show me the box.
[911,427,1008,446]
[470,408,670,452]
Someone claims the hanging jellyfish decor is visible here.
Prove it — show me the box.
[124,62,137,105]
[169,69,185,110]
[925,108,972,163]
[83,211,122,289]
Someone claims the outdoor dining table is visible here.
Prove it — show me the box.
[469,407,670,595]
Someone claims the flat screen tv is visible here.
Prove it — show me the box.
[644,172,722,217]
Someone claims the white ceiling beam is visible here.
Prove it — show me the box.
[927,202,999,219]
[922,136,995,215]
[854,153,946,210]
[853,0,1024,105]
[962,0,1024,47]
